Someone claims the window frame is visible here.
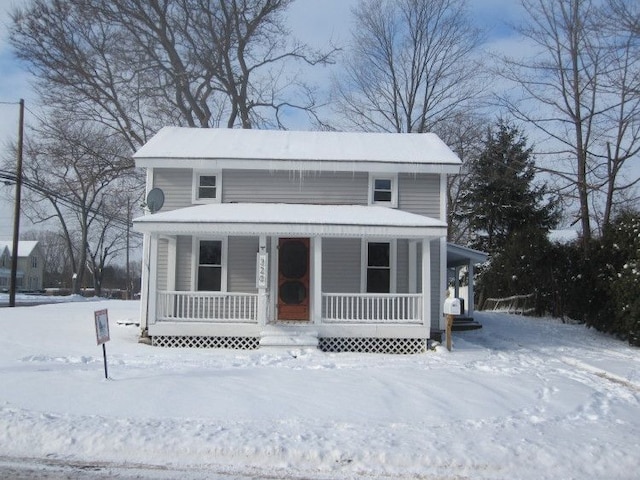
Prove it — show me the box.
[361,239,397,293]
[192,170,222,204]
[368,173,398,208]
[191,237,228,292]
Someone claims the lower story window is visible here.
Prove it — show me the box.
[197,240,222,291]
[367,242,390,293]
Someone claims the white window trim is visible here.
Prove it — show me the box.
[360,239,397,293]
[192,170,222,204]
[191,236,228,292]
[368,173,398,208]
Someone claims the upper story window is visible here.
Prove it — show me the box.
[369,174,398,207]
[31,256,37,268]
[192,171,222,204]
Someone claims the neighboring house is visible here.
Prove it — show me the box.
[133,127,473,353]
[0,241,44,292]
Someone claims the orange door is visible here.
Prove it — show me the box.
[277,238,310,321]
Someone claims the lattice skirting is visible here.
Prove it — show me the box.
[152,335,260,350]
[151,335,427,354]
[319,337,427,354]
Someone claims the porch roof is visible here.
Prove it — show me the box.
[447,243,488,268]
[133,203,448,238]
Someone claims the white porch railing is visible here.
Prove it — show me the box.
[322,293,423,324]
[156,291,258,323]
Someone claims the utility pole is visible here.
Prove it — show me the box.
[9,99,25,308]
[126,197,130,300]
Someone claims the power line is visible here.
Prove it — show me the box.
[0,169,142,236]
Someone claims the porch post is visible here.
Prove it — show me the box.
[421,238,431,333]
[311,236,322,324]
[454,266,460,298]
[468,262,475,319]
[139,233,150,331]
[257,235,268,325]
[147,234,159,328]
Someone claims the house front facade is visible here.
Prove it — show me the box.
[133,127,461,353]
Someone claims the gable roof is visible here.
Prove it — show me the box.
[0,241,39,257]
[133,127,461,174]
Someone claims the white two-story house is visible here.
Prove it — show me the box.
[133,127,468,353]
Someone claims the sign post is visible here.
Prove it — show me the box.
[94,309,110,379]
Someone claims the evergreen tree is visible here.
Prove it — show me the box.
[460,121,558,308]
[461,122,558,254]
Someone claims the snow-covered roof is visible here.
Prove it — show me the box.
[133,203,447,238]
[447,243,488,267]
[0,241,39,257]
[133,127,462,174]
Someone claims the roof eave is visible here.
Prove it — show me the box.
[133,220,447,238]
[134,157,461,174]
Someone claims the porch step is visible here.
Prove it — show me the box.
[452,317,483,331]
[259,326,319,348]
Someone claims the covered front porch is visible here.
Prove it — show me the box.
[134,203,448,351]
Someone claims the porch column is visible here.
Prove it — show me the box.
[147,234,160,328]
[454,266,460,298]
[257,235,268,325]
[139,233,151,331]
[467,262,475,319]
[311,236,322,324]
[421,238,431,332]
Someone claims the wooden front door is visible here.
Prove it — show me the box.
[277,238,310,321]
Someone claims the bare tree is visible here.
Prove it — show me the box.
[10,0,337,139]
[497,0,640,249]
[596,0,640,226]
[437,112,490,243]
[19,115,134,294]
[333,0,484,133]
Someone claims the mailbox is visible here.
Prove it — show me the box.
[444,297,462,316]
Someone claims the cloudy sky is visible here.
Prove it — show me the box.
[0,0,525,235]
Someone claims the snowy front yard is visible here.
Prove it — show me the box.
[0,298,638,479]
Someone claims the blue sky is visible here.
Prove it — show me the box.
[0,0,525,236]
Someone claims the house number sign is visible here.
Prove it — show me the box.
[256,253,268,289]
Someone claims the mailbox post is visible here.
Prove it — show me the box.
[443,297,461,351]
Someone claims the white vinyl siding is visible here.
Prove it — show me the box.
[223,170,368,204]
[156,238,169,291]
[322,238,361,293]
[398,173,440,218]
[227,236,259,294]
[153,168,192,211]
[396,239,409,293]
[175,236,192,290]
[150,169,441,216]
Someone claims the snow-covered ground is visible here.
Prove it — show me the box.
[0,298,638,479]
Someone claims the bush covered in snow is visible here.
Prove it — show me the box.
[476,210,639,345]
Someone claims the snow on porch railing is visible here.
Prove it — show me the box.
[157,291,258,323]
[322,293,423,324]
